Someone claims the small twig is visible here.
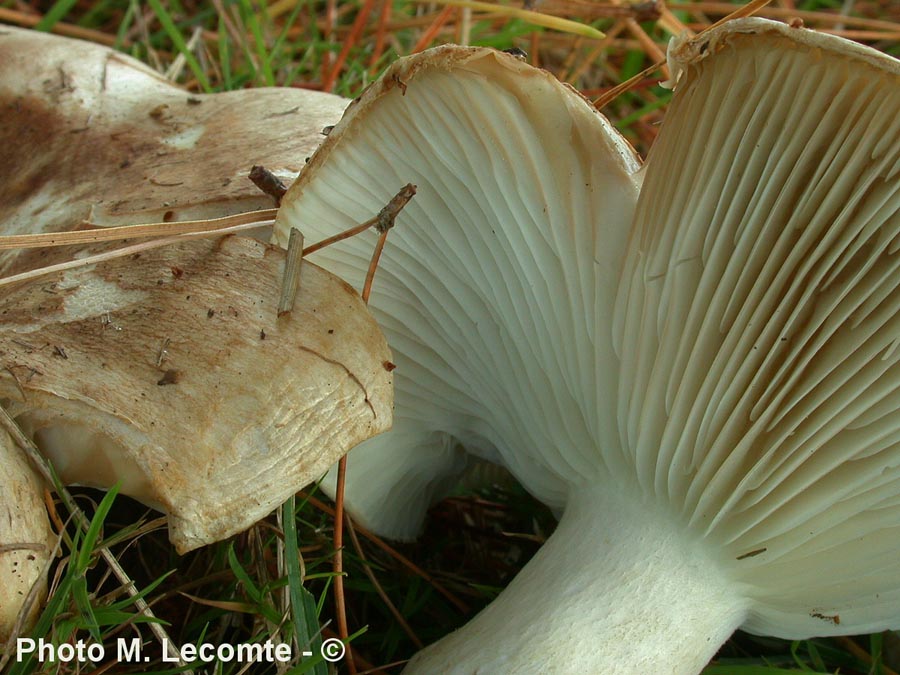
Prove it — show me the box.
[362,230,390,302]
[375,184,416,234]
[277,228,305,318]
[248,165,288,206]
[302,218,378,257]
[301,184,416,258]
[0,405,193,672]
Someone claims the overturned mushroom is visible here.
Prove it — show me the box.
[0,235,392,553]
[275,19,900,674]
[0,27,394,556]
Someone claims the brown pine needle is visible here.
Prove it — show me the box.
[592,57,665,109]
[411,5,456,53]
[300,491,469,614]
[834,636,900,675]
[369,0,394,72]
[669,2,900,33]
[346,517,425,649]
[323,0,378,92]
[706,0,775,31]
[303,218,378,256]
[331,183,415,674]
[592,0,775,110]
[332,454,354,674]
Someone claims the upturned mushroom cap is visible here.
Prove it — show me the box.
[276,19,900,674]
[0,236,392,553]
[0,26,347,274]
[0,428,54,641]
[617,17,900,638]
[276,45,643,538]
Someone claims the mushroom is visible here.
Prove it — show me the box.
[278,44,643,539]
[0,25,348,276]
[0,27,392,556]
[274,18,900,674]
[0,235,392,554]
[0,427,55,642]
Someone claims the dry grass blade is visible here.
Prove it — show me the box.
[411,0,605,39]
[0,220,274,289]
[0,209,278,251]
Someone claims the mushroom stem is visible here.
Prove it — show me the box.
[405,483,748,674]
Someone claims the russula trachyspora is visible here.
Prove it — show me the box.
[0,25,347,276]
[0,427,55,643]
[0,236,392,554]
[274,18,900,674]
[0,27,393,562]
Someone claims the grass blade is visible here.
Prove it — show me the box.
[146,0,212,92]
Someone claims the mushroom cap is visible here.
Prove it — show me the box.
[0,236,392,553]
[0,25,347,274]
[615,18,900,636]
[277,18,900,645]
[275,45,643,537]
[0,427,54,641]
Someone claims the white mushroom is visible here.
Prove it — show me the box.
[0,427,54,642]
[0,27,394,556]
[0,236,392,554]
[274,19,900,674]
[0,25,348,276]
